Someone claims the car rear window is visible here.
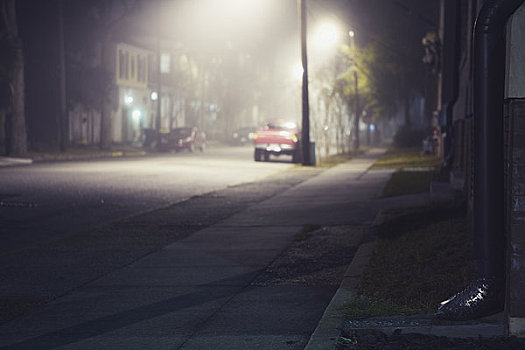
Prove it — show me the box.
[267,121,297,130]
[172,128,192,136]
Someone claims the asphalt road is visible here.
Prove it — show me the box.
[0,146,293,255]
[0,145,324,329]
[0,147,392,349]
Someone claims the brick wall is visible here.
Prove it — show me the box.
[505,98,525,335]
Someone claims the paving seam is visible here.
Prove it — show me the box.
[304,241,376,350]
[172,154,383,349]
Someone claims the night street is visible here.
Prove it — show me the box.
[0,146,293,254]
[3,0,525,346]
[0,148,392,349]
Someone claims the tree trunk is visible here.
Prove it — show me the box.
[57,0,68,152]
[99,38,112,150]
[4,0,28,157]
[100,100,112,149]
[7,39,28,157]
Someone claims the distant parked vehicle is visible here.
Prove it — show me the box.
[159,127,206,152]
[232,126,258,145]
[253,119,301,163]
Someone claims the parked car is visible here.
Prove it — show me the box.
[159,127,206,152]
[231,126,258,145]
[253,119,301,163]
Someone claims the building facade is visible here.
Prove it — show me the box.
[438,0,525,336]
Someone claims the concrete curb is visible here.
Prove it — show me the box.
[304,241,376,349]
[0,157,33,167]
[305,198,507,349]
[31,150,147,162]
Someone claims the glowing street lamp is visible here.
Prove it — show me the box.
[315,22,339,48]
[293,63,304,82]
[124,95,134,105]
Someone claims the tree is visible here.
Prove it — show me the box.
[0,0,28,156]
[65,0,141,149]
[57,0,67,151]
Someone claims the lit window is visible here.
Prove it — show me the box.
[130,55,135,80]
[160,53,170,73]
[119,50,127,79]
[137,56,145,82]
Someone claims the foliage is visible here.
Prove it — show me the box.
[372,147,443,197]
[317,151,354,168]
[371,147,441,170]
[353,207,472,316]
[311,52,354,155]
[337,41,412,123]
[355,42,399,119]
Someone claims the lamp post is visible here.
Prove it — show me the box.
[155,1,162,148]
[353,70,360,150]
[347,30,360,151]
[298,0,312,165]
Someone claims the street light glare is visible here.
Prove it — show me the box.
[178,0,272,45]
[132,109,141,122]
[316,22,339,47]
[293,63,304,81]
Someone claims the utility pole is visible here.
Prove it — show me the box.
[298,0,312,165]
[155,1,162,147]
[200,68,205,131]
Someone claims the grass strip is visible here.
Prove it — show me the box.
[382,170,437,197]
[371,147,441,170]
[344,205,473,318]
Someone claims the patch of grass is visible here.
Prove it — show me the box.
[344,204,473,318]
[294,224,322,241]
[382,170,437,197]
[374,147,448,197]
[371,147,441,170]
[316,152,354,168]
[316,147,370,168]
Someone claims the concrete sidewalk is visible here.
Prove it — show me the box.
[0,148,392,350]
[305,189,507,349]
